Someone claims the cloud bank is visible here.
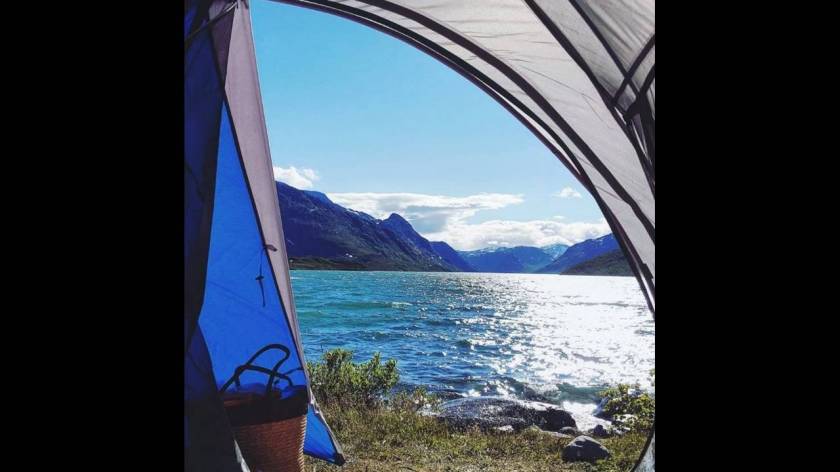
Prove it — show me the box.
[554,187,583,199]
[273,166,320,189]
[327,191,609,250]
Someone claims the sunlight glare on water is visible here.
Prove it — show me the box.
[293,271,654,421]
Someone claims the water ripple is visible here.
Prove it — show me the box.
[294,271,654,420]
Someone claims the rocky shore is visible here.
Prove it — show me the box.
[426,396,621,463]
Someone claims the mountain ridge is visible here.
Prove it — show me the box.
[275,181,626,274]
[561,249,632,276]
[277,181,457,272]
[458,245,561,273]
[536,234,620,274]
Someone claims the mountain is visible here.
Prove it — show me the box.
[540,243,569,260]
[430,241,475,272]
[561,249,632,276]
[458,248,522,273]
[459,246,556,273]
[536,234,620,274]
[276,182,457,271]
[381,213,438,256]
[274,180,619,274]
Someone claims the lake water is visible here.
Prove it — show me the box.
[292,270,654,428]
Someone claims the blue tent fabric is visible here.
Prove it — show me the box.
[184,15,222,351]
[200,102,345,463]
[186,1,344,467]
[198,102,306,390]
[190,0,654,469]
[185,12,246,470]
[303,406,343,462]
[185,322,243,472]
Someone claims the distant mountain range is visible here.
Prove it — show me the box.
[459,245,564,273]
[541,243,571,260]
[536,234,619,274]
[429,241,474,272]
[276,181,630,275]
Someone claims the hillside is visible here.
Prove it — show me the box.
[536,234,619,274]
[430,241,475,272]
[276,182,457,271]
[561,249,632,276]
[458,245,568,273]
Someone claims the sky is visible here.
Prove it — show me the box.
[251,0,610,250]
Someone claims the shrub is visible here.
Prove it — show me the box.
[307,349,399,408]
[598,370,655,434]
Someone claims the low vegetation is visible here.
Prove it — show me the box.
[597,369,655,435]
[303,349,652,472]
[307,349,399,408]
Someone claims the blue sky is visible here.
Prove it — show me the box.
[251,0,609,250]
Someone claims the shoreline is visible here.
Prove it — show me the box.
[290,265,634,276]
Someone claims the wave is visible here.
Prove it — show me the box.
[542,382,605,404]
[325,300,409,310]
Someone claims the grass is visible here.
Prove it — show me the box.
[303,405,648,472]
[302,350,650,472]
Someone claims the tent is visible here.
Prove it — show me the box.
[185,0,654,470]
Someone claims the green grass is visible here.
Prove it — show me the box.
[302,349,650,472]
[303,404,648,471]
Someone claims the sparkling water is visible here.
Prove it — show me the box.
[292,270,654,427]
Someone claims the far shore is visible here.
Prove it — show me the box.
[289,258,633,276]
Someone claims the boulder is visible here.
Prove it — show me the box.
[560,426,581,436]
[562,436,611,463]
[433,396,576,432]
[524,426,572,440]
[590,424,611,438]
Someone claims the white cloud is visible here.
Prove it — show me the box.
[273,166,320,189]
[326,191,609,250]
[326,192,524,234]
[554,187,583,199]
[423,218,611,251]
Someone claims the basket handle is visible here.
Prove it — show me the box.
[219,344,294,396]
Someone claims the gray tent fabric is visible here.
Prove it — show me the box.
[257,0,655,468]
[265,0,656,469]
[272,0,655,317]
[185,1,345,468]
[220,0,345,463]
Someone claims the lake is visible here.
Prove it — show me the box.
[292,270,654,428]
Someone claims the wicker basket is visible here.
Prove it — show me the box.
[227,402,307,472]
[220,344,310,472]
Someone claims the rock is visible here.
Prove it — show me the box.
[541,406,577,431]
[493,425,515,433]
[560,426,581,436]
[524,426,573,440]
[562,436,611,463]
[591,424,611,438]
[432,396,577,432]
[543,431,574,440]
[433,390,465,402]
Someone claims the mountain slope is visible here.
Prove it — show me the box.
[459,248,523,273]
[381,214,438,257]
[536,234,619,273]
[540,243,569,260]
[276,182,456,271]
[561,249,632,276]
[459,246,556,273]
[430,241,475,272]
